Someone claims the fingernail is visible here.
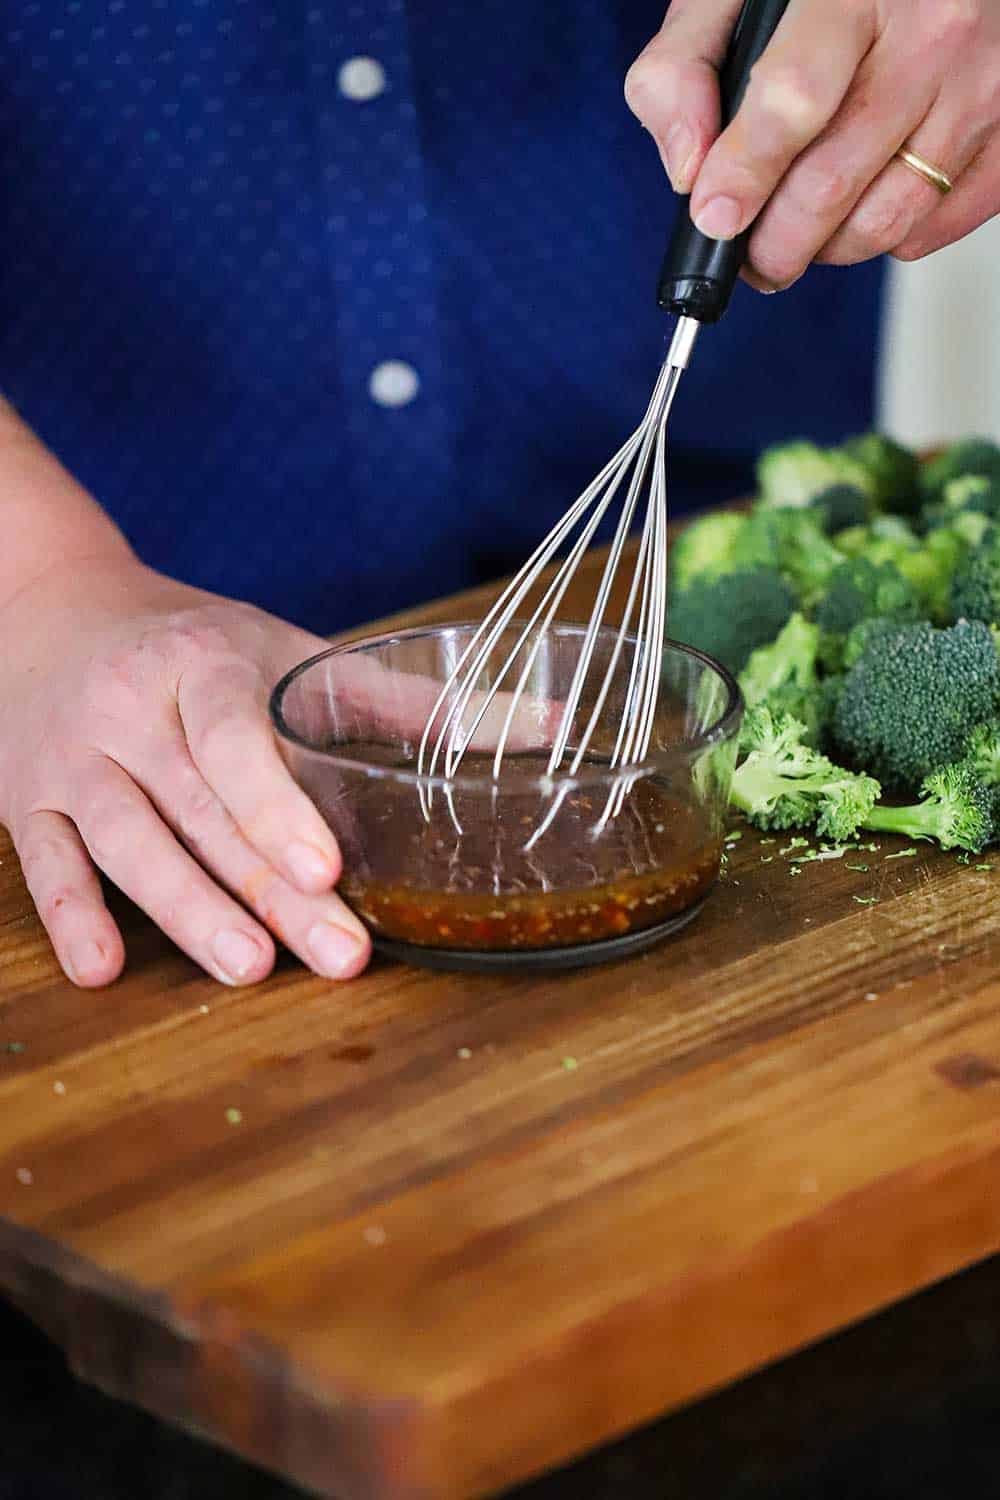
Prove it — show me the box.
[212,929,265,983]
[307,920,366,979]
[68,939,106,984]
[660,124,696,192]
[693,195,743,241]
[285,840,335,890]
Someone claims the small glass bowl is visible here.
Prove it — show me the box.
[270,623,742,973]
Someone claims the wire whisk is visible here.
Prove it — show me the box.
[417,317,700,838]
[415,0,790,841]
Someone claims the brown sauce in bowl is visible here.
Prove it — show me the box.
[335,755,722,952]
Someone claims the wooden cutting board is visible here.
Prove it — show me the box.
[3,547,1000,1500]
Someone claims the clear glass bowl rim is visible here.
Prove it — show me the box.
[269,621,744,794]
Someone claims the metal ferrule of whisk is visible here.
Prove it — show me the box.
[417,316,701,830]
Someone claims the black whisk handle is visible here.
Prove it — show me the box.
[656,0,791,324]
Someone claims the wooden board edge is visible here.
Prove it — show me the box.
[4,1128,1000,1500]
[420,1132,1000,1499]
[0,1221,427,1500]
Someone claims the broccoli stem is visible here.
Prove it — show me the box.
[862,803,941,843]
[729,761,822,820]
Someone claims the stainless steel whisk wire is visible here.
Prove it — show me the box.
[415,0,791,844]
[416,316,700,841]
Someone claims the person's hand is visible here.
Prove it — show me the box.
[0,555,375,988]
[625,0,1000,290]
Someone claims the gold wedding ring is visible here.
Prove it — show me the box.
[895,147,953,195]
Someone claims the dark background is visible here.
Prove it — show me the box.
[3,1252,999,1500]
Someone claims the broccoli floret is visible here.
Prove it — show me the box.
[736,505,844,607]
[919,438,1000,505]
[738,613,824,743]
[842,433,921,514]
[833,619,1000,789]
[669,510,751,591]
[668,567,797,675]
[840,617,902,671]
[757,440,875,511]
[894,532,960,623]
[833,514,978,624]
[944,474,1000,517]
[830,515,918,566]
[815,556,921,670]
[864,763,994,853]
[809,483,869,534]
[960,722,1000,786]
[949,525,1000,623]
[730,705,880,839]
[920,475,1000,533]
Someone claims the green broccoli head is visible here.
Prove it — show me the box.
[756,440,875,512]
[833,619,1000,790]
[960,722,1000,787]
[809,484,869,535]
[731,704,880,837]
[736,505,844,608]
[920,474,1000,533]
[668,567,797,676]
[829,514,919,569]
[842,433,921,514]
[919,438,1000,506]
[865,763,995,853]
[949,525,1000,624]
[738,612,825,744]
[815,557,921,669]
[831,514,978,624]
[669,510,750,592]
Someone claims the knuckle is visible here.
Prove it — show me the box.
[791,157,854,216]
[852,190,919,255]
[749,243,802,287]
[624,52,659,114]
[922,0,980,49]
[75,788,136,866]
[971,56,1000,116]
[83,648,146,719]
[188,701,249,765]
[748,59,824,136]
[158,608,232,660]
[892,238,929,263]
[172,768,226,849]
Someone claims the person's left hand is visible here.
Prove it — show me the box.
[625,0,1000,291]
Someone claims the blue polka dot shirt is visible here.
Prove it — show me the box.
[1,1,883,635]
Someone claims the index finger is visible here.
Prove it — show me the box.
[689,0,876,243]
[625,0,745,191]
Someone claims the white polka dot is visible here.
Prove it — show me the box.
[369,360,420,408]
[337,56,387,103]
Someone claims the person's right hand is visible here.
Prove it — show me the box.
[625,0,1000,289]
[0,552,375,989]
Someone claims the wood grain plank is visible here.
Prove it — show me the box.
[1,539,1000,1499]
